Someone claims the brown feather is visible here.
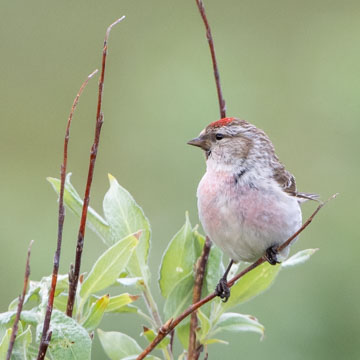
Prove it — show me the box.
[273,165,319,202]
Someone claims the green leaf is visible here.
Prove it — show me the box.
[97,329,159,360]
[177,351,187,360]
[176,321,190,349]
[210,313,264,339]
[48,174,111,245]
[0,311,16,327]
[164,274,194,319]
[103,174,151,280]
[8,280,42,311]
[159,213,195,298]
[106,293,139,313]
[196,310,211,343]
[0,310,40,330]
[203,338,229,345]
[53,293,69,313]
[222,262,281,311]
[82,294,109,331]
[0,328,12,359]
[80,233,138,304]
[281,248,319,268]
[37,310,91,360]
[177,319,229,349]
[193,227,205,258]
[111,304,139,314]
[20,310,41,326]
[141,327,170,350]
[204,242,224,297]
[116,277,143,288]
[40,274,69,298]
[12,325,32,360]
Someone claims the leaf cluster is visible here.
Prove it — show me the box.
[0,174,318,359]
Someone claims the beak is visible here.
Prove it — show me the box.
[187,136,210,151]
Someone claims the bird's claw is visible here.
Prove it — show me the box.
[264,245,280,265]
[215,277,230,302]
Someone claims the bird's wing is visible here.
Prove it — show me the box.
[273,166,297,195]
[273,166,319,202]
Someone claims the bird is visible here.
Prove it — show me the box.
[188,117,318,301]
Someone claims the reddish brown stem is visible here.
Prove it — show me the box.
[136,195,336,360]
[188,237,212,360]
[187,1,226,356]
[6,240,33,360]
[66,16,125,318]
[195,0,226,118]
[36,70,97,360]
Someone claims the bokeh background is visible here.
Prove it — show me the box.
[1,0,359,359]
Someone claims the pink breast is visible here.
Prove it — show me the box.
[198,172,297,237]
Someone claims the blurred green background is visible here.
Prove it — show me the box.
[1,0,359,359]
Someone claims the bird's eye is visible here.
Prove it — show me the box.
[215,133,224,140]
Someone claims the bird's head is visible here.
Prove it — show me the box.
[188,117,274,171]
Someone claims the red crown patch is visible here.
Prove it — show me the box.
[208,117,235,128]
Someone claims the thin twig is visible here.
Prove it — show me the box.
[142,284,163,328]
[66,16,125,318]
[141,285,174,360]
[187,0,226,356]
[195,0,226,118]
[6,240,34,360]
[36,69,98,360]
[188,237,212,360]
[136,195,336,360]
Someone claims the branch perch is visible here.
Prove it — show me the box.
[36,69,98,360]
[136,194,337,360]
[6,240,33,360]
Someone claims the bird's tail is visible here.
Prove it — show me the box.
[296,192,322,203]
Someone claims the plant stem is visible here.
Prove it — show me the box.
[6,240,33,360]
[188,237,212,360]
[142,283,173,360]
[142,283,162,328]
[66,17,125,318]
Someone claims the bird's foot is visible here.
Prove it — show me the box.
[264,245,280,265]
[215,277,230,302]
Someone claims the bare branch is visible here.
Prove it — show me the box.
[136,195,336,360]
[36,69,97,360]
[6,240,34,360]
[195,0,226,118]
[188,237,211,360]
[66,16,125,318]
[187,0,227,355]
